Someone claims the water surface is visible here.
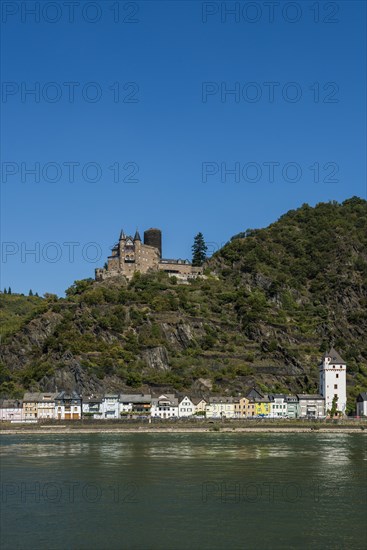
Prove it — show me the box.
[1,433,366,549]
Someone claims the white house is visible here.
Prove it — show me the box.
[0,400,24,421]
[206,397,236,419]
[82,396,103,419]
[55,391,82,420]
[101,394,120,419]
[178,396,196,417]
[356,393,367,417]
[297,394,325,419]
[151,394,178,418]
[319,348,347,415]
[119,394,152,417]
[269,394,288,418]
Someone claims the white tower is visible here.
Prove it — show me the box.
[319,348,347,415]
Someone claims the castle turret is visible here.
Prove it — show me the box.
[134,229,141,241]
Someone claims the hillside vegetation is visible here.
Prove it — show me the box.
[1,197,366,413]
[0,294,45,338]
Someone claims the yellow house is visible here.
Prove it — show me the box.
[254,399,271,416]
[23,394,38,420]
[192,398,207,415]
[23,393,57,420]
[234,398,244,417]
[238,397,256,418]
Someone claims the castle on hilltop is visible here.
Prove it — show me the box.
[95,228,203,282]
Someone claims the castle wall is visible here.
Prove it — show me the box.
[158,261,203,279]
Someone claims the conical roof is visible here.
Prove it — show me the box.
[324,347,345,364]
[134,229,141,241]
[119,229,125,240]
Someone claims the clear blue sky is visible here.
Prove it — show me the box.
[1,0,366,296]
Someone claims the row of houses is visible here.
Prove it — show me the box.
[1,389,366,421]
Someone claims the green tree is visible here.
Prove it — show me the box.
[8,287,11,295]
[3,288,7,294]
[329,395,338,417]
[192,232,208,266]
[29,289,33,296]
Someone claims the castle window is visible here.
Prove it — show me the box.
[334,385,338,389]
[336,374,339,378]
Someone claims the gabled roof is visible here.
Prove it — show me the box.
[324,347,345,364]
[246,388,264,400]
[191,397,207,405]
[178,395,194,404]
[357,392,367,401]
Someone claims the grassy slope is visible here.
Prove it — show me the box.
[0,293,45,338]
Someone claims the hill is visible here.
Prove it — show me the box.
[1,197,366,413]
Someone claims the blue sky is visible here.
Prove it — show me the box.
[1,0,366,296]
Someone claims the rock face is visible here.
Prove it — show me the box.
[142,347,170,371]
[0,312,63,371]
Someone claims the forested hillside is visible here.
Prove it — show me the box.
[1,197,366,413]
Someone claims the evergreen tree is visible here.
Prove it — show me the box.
[29,289,33,296]
[192,232,208,266]
[35,292,39,297]
[8,287,11,295]
[3,288,7,294]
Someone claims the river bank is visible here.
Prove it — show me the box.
[1,422,366,435]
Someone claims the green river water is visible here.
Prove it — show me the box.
[0,433,366,549]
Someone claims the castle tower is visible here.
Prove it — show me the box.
[319,348,347,415]
[144,228,162,258]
